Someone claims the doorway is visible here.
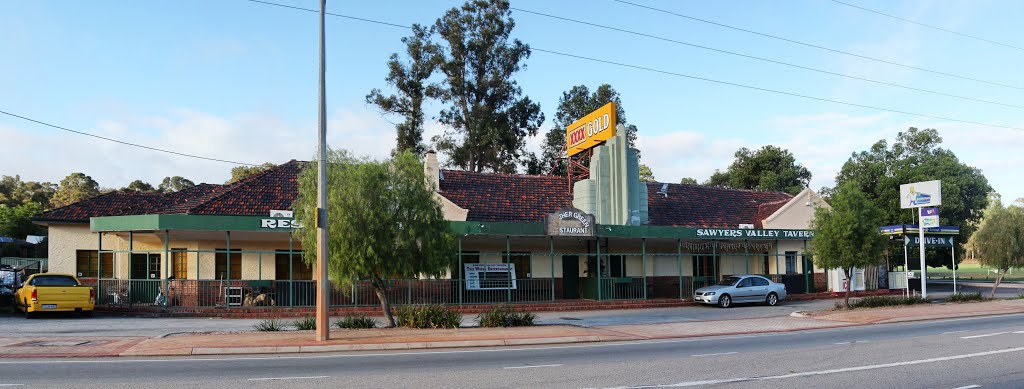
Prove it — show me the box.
[562,255,579,299]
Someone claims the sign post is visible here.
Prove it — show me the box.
[900,180,942,299]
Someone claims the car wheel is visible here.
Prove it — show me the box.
[766,292,779,306]
[718,294,732,308]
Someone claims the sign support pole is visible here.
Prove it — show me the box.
[951,237,957,295]
[903,232,910,298]
[918,221,927,299]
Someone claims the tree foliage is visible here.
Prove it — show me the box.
[638,164,655,182]
[826,128,991,267]
[0,202,43,238]
[366,24,441,157]
[292,150,455,327]
[705,145,811,195]
[679,177,698,185]
[809,182,888,308]
[122,180,155,193]
[0,175,55,208]
[429,0,544,173]
[51,173,100,208]
[536,84,638,175]
[227,163,276,184]
[158,176,195,193]
[968,195,1024,297]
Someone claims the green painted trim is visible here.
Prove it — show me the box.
[90,214,299,232]
[448,221,545,236]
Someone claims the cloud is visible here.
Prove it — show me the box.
[0,106,401,188]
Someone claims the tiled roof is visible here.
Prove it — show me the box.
[35,161,305,222]
[36,160,795,229]
[438,170,572,223]
[646,183,792,228]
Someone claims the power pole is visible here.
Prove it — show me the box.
[315,0,330,342]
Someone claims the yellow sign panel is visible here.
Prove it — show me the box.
[566,102,617,157]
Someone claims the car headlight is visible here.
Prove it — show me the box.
[705,292,716,296]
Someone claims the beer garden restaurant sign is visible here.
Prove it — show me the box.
[546,209,596,237]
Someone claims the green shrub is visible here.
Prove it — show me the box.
[394,305,462,329]
[293,315,317,330]
[946,292,986,303]
[254,318,285,332]
[477,305,536,327]
[847,295,931,309]
[334,313,377,329]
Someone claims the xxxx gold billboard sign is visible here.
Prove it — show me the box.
[566,102,616,157]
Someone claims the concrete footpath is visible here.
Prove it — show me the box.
[2,299,1023,358]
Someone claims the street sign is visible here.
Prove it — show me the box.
[920,207,939,228]
[900,180,942,209]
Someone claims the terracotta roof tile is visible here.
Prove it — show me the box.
[35,161,795,229]
[438,170,572,223]
[647,183,792,228]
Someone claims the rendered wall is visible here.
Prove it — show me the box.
[572,128,649,226]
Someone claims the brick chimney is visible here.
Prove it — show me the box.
[424,150,440,191]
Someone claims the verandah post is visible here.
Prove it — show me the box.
[457,237,463,305]
[506,235,511,303]
[677,238,682,300]
[163,230,169,307]
[549,236,555,302]
[803,240,810,293]
[642,238,647,300]
[775,239,780,279]
[97,232,102,304]
[712,240,717,283]
[596,238,602,301]
[226,231,231,308]
[289,232,294,307]
[744,239,749,275]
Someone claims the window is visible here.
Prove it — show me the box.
[30,275,79,286]
[762,253,770,275]
[275,251,311,280]
[172,249,188,279]
[737,278,752,288]
[75,250,113,278]
[215,249,241,280]
[752,277,769,287]
[692,255,716,278]
[785,251,798,275]
[130,253,161,280]
[503,251,531,279]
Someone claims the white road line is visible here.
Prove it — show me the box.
[961,332,1008,339]
[833,342,851,345]
[951,385,980,389]
[690,352,737,357]
[247,376,329,381]
[503,364,563,370]
[605,346,1024,388]
[943,330,970,334]
[0,385,24,387]
[1014,331,1024,334]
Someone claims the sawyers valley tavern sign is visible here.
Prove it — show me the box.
[695,228,814,239]
[545,209,596,237]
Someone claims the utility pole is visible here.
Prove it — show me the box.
[315,0,330,341]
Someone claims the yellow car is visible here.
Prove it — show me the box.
[15,273,95,318]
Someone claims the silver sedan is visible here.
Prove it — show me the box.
[693,275,787,308]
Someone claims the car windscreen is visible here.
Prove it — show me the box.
[29,275,80,286]
[717,277,741,286]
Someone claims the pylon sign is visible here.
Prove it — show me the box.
[566,102,617,157]
[900,180,942,208]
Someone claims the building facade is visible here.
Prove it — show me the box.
[36,131,830,309]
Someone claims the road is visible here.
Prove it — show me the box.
[1,313,1021,388]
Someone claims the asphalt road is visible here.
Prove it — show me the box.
[1,313,1021,388]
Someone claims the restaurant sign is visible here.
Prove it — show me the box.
[566,102,617,157]
[545,209,596,237]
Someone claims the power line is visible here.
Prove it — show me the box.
[530,48,1024,132]
[0,110,256,166]
[512,7,1024,111]
[830,0,1024,53]
[245,0,409,29]
[612,0,1024,91]
[242,0,1024,133]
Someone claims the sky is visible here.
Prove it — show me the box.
[1,0,1022,201]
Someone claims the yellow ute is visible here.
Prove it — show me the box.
[15,273,95,318]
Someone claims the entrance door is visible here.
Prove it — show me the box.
[562,255,579,299]
[129,254,161,304]
[692,255,718,289]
